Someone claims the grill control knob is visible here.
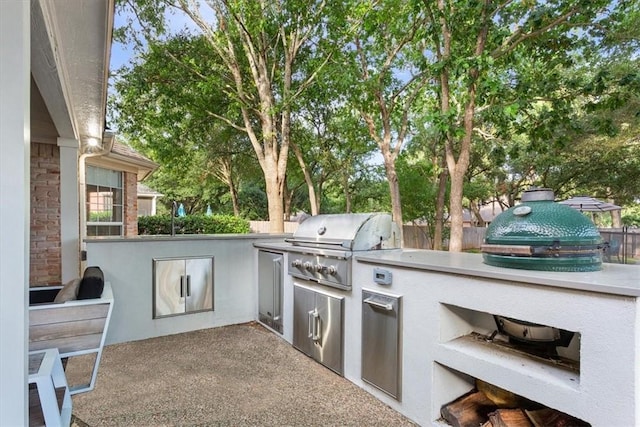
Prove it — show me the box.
[303,261,314,271]
[314,264,325,273]
[291,259,302,268]
[327,265,338,276]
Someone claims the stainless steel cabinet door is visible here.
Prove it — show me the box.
[258,251,283,333]
[154,257,214,318]
[293,284,344,375]
[293,285,315,357]
[185,258,213,313]
[314,292,344,375]
[154,259,186,317]
[362,290,401,400]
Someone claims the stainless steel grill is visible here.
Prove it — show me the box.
[285,213,400,290]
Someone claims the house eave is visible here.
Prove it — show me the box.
[30,0,115,149]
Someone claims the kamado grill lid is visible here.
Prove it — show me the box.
[481,188,605,272]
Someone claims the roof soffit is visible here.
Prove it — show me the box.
[30,0,114,147]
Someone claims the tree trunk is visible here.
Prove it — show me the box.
[383,154,404,246]
[317,173,325,214]
[284,180,293,221]
[264,166,285,233]
[611,209,622,228]
[435,0,487,252]
[448,163,467,252]
[291,142,319,215]
[343,170,352,213]
[211,158,240,216]
[433,168,448,250]
[470,201,485,227]
[229,180,240,217]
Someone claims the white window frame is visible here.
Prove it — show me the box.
[86,165,124,236]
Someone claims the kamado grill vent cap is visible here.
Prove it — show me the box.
[481,188,605,272]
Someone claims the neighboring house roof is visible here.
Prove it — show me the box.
[111,141,154,164]
[463,201,507,224]
[137,182,163,197]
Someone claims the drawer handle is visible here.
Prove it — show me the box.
[364,297,393,311]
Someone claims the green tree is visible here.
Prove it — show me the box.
[418,0,620,252]
[118,0,334,232]
[491,59,640,211]
[290,84,376,215]
[111,34,255,216]
[329,0,430,237]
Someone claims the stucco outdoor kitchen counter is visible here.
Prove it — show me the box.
[355,248,640,297]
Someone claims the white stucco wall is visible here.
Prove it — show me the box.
[86,237,639,426]
[350,251,640,426]
[0,1,30,424]
[85,235,288,345]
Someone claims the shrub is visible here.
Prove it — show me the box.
[138,215,250,235]
[622,204,640,227]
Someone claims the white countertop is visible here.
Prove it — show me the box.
[355,249,640,297]
[253,242,294,251]
[86,233,291,243]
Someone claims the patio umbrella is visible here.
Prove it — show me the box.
[558,196,621,212]
[177,203,186,217]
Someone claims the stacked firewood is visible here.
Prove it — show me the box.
[441,380,590,427]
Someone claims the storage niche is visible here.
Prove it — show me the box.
[434,363,590,427]
[439,303,580,372]
[434,303,584,425]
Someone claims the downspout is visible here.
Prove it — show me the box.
[78,131,115,269]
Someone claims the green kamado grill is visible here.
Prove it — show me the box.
[481,188,605,272]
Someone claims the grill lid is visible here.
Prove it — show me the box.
[481,188,605,272]
[288,213,400,251]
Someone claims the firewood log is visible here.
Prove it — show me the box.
[525,408,590,427]
[441,391,498,427]
[489,409,532,427]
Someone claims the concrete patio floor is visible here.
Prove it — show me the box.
[70,323,416,426]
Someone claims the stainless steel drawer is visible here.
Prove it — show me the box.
[361,289,401,400]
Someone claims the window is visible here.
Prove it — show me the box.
[86,166,123,236]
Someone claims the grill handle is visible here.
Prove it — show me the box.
[284,237,352,250]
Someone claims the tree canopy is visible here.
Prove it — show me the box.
[111,0,640,249]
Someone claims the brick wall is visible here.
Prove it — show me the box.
[124,171,138,236]
[30,142,61,286]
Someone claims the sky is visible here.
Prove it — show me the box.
[107,5,208,127]
[110,4,214,72]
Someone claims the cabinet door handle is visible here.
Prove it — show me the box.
[274,258,282,319]
[364,297,393,311]
[180,275,185,298]
[308,309,320,342]
[313,314,321,342]
[308,309,315,338]
[186,275,191,297]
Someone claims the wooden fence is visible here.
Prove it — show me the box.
[403,225,487,250]
[250,221,488,251]
[249,221,299,234]
[599,227,640,264]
